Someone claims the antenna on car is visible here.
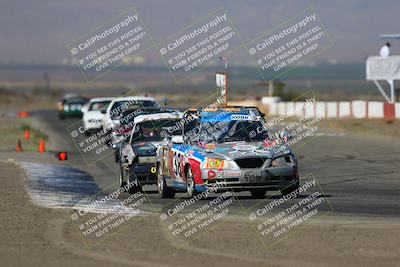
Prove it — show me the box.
[216,56,228,107]
[163,97,168,110]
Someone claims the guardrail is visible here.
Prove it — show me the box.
[265,101,399,120]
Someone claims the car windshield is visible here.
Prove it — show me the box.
[110,100,157,119]
[131,119,181,142]
[89,101,111,111]
[120,108,160,126]
[65,97,86,105]
[197,115,269,143]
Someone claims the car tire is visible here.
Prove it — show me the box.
[280,179,300,197]
[59,113,65,120]
[104,130,111,146]
[186,166,196,198]
[157,165,175,198]
[124,166,141,194]
[128,184,141,194]
[250,189,267,199]
[114,150,120,163]
[119,164,127,188]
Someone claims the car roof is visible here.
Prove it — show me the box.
[111,96,158,103]
[122,106,160,114]
[65,97,88,103]
[62,93,79,99]
[88,97,114,103]
[192,106,264,117]
[198,106,264,122]
[134,112,182,124]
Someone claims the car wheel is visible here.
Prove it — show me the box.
[280,180,300,197]
[157,165,175,198]
[59,113,65,120]
[250,189,267,199]
[119,164,127,188]
[124,167,141,194]
[186,166,196,198]
[114,150,120,163]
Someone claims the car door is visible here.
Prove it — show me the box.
[170,144,187,184]
[121,141,135,166]
[159,144,170,177]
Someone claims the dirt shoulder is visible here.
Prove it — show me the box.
[0,160,119,267]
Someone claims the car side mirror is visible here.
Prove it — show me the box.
[171,135,183,144]
[100,109,106,114]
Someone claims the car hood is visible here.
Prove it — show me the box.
[83,111,104,120]
[191,141,290,160]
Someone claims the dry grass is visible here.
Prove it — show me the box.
[0,114,48,152]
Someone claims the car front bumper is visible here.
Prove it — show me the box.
[129,163,158,185]
[197,166,297,192]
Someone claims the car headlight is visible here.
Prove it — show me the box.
[203,157,229,169]
[271,155,292,167]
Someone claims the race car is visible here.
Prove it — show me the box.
[57,94,89,119]
[111,105,162,162]
[119,112,183,194]
[102,96,159,133]
[156,106,299,199]
[82,97,114,135]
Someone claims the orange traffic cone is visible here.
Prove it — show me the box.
[16,140,23,152]
[38,139,46,153]
[24,129,30,140]
[18,111,29,118]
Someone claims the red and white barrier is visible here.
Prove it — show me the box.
[367,102,384,118]
[326,102,337,118]
[286,102,295,117]
[295,102,305,117]
[305,102,314,118]
[338,102,351,117]
[396,103,400,119]
[315,102,326,118]
[264,100,400,120]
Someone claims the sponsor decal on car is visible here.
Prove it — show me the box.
[231,114,251,120]
[205,158,225,168]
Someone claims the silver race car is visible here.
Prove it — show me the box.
[119,112,182,194]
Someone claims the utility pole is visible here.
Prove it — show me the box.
[268,80,274,96]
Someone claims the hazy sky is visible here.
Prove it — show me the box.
[1,0,399,65]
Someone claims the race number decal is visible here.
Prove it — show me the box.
[205,158,225,168]
[172,152,183,179]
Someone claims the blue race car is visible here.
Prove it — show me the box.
[156,106,299,199]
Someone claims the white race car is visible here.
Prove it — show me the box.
[82,97,114,135]
[102,96,160,134]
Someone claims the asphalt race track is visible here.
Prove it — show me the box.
[29,110,400,218]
